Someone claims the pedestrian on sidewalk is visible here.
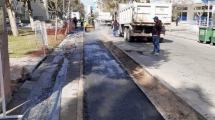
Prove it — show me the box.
[152,16,162,56]
[112,20,119,37]
[176,16,180,26]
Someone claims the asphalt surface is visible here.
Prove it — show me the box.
[99,25,215,120]
[83,32,164,120]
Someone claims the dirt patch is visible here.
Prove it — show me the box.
[25,48,53,57]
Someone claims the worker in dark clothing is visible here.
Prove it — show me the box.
[73,17,78,29]
[80,18,84,29]
[112,20,119,37]
[152,16,162,56]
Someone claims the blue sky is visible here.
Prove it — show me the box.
[81,0,94,7]
[81,0,97,12]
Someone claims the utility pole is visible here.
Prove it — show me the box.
[43,0,49,20]
[207,0,210,27]
[54,0,58,41]
[0,0,11,105]
[67,0,71,19]
[63,0,65,17]
[0,0,22,119]
[112,0,117,20]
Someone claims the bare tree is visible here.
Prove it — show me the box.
[23,0,34,30]
[6,0,19,36]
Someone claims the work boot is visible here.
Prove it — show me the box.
[155,52,160,56]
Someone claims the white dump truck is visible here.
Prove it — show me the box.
[118,2,172,41]
[97,12,112,25]
[71,12,80,20]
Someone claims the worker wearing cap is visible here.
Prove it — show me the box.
[152,16,162,56]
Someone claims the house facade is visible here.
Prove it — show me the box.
[151,0,215,25]
[171,0,215,25]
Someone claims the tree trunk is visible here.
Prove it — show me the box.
[29,14,34,30]
[43,0,49,20]
[0,0,12,103]
[54,17,58,41]
[54,0,58,41]
[6,0,19,36]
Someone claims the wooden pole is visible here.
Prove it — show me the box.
[0,0,22,119]
[0,0,11,105]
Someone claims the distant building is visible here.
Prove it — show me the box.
[171,0,215,25]
[146,0,215,25]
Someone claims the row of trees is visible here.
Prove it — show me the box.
[7,0,85,36]
[6,0,34,36]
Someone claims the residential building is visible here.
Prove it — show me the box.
[171,0,215,26]
[145,0,215,26]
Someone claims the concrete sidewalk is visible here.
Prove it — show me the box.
[99,26,215,120]
[166,30,198,41]
[165,23,199,41]
[60,32,84,120]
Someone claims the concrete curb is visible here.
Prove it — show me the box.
[48,58,69,120]
[31,56,48,74]
[22,54,64,119]
[77,32,84,120]
[101,34,206,120]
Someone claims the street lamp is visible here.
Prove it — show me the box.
[206,0,211,27]
[112,0,117,20]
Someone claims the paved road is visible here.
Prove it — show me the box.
[99,26,215,120]
[83,32,164,120]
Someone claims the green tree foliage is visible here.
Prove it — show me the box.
[71,1,85,16]
[48,0,85,19]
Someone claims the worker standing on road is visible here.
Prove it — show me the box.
[73,17,78,29]
[84,20,89,32]
[80,18,84,30]
[176,16,180,26]
[112,20,119,37]
[152,16,162,56]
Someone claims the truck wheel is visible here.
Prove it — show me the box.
[119,26,123,37]
[124,28,131,42]
[119,32,123,37]
[160,38,164,43]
